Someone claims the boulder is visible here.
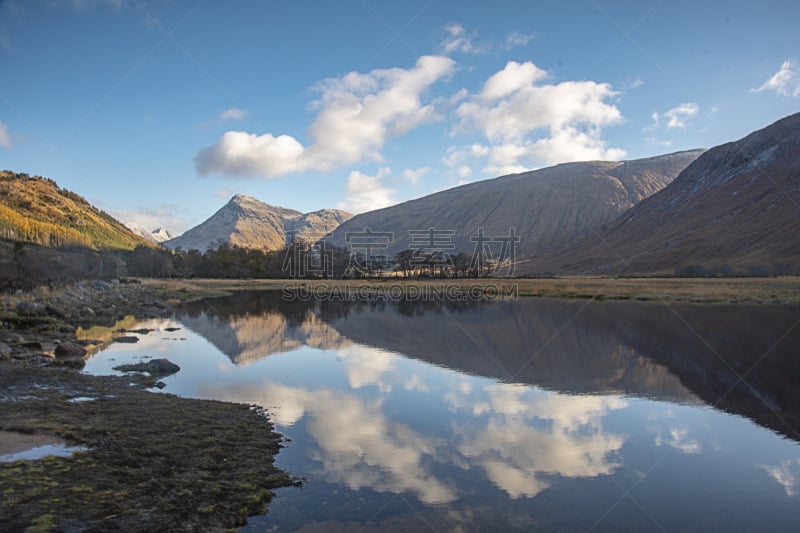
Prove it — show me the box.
[114,358,180,377]
[55,341,88,358]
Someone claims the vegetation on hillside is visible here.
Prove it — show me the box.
[0,171,153,251]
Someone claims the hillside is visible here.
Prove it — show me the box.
[527,113,800,276]
[0,171,155,251]
[164,194,352,252]
[325,150,703,259]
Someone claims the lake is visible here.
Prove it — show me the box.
[83,291,800,531]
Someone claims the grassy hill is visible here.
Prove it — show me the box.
[0,171,154,251]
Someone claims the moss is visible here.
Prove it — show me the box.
[0,367,298,531]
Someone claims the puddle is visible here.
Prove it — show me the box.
[0,431,87,462]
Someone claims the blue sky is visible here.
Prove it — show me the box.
[1,0,798,233]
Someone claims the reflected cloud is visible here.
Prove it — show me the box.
[452,383,627,498]
[336,345,397,392]
[760,459,800,497]
[653,426,702,455]
[199,380,456,505]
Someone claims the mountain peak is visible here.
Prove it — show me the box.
[165,195,353,252]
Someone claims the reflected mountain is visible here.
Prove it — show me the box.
[175,292,800,440]
[178,292,351,364]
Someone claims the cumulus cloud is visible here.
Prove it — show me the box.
[646,102,700,131]
[440,23,489,55]
[502,31,536,50]
[218,107,247,120]
[337,167,396,214]
[452,61,625,173]
[195,55,455,179]
[0,121,11,148]
[752,60,800,97]
[402,166,429,185]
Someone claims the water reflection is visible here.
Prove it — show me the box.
[84,293,800,531]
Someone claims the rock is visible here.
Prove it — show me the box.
[114,358,180,377]
[81,307,96,317]
[16,301,42,316]
[55,341,88,358]
[113,336,140,344]
[3,333,25,344]
[164,327,181,332]
[45,304,68,318]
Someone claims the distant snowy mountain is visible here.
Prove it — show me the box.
[124,222,175,244]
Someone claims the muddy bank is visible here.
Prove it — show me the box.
[0,280,297,531]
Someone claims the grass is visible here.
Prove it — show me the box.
[140,276,800,304]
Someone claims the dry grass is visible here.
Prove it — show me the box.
[140,276,800,304]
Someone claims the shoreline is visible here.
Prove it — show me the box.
[2,275,799,529]
[0,280,298,531]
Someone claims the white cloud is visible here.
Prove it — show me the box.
[337,167,396,214]
[402,166,429,185]
[0,121,11,148]
[218,107,247,120]
[440,23,489,55]
[111,206,190,234]
[457,165,472,178]
[752,60,800,97]
[452,61,625,173]
[502,31,536,50]
[646,102,700,131]
[626,77,644,89]
[196,55,455,178]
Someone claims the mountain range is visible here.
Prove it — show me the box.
[2,112,798,275]
[521,112,800,275]
[163,195,352,252]
[326,150,703,259]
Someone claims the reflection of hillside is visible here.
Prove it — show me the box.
[576,302,800,441]
[331,298,800,442]
[178,294,350,365]
[329,299,698,403]
[178,291,800,441]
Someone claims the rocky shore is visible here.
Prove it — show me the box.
[0,279,297,532]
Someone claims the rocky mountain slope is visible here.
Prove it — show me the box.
[164,194,352,252]
[0,171,154,250]
[527,113,800,275]
[325,150,703,259]
[124,222,174,244]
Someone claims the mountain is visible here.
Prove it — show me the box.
[527,113,800,276]
[124,222,174,243]
[325,150,703,259]
[0,171,154,250]
[164,194,352,252]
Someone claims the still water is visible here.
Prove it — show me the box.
[84,292,800,531]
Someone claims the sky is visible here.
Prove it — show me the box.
[1,0,799,234]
